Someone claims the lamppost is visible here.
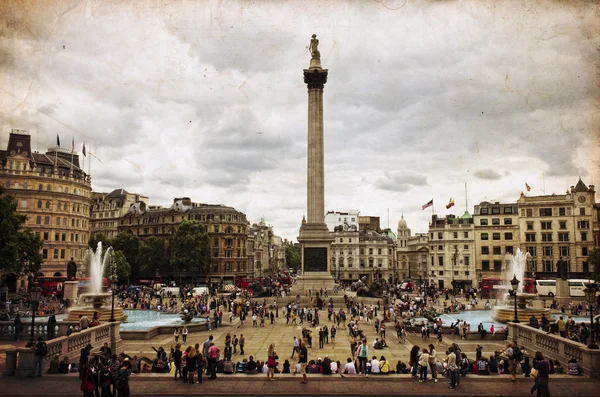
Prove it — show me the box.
[452,248,459,294]
[510,275,520,323]
[584,282,598,345]
[109,274,118,323]
[26,281,43,347]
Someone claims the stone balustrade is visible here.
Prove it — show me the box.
[0,320,80,341]
[508,322,600,378]
[3,322,122,377]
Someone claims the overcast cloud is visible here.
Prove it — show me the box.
[1,0,598,241]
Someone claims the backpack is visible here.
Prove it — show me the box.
[37,342,48,357]
[116,370,127,383]
[513,347,523,362]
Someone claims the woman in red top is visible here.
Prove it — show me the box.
[267,344,277,381]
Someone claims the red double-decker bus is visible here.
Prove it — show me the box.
[38,276,109,297]
[480,277,536,299]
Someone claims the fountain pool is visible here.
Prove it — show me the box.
[414,310,589,327]
[118,310,208,331]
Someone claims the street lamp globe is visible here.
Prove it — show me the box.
[29,282,43,302]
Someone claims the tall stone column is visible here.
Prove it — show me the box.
[296,35,335,291]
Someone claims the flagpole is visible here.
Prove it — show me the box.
[465,183,468,213]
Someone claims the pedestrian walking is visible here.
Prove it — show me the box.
[298,342,308,384]
[174,328,180,344]
[531,351,551,397]
[239,334,245,355]
[182,326,188,344]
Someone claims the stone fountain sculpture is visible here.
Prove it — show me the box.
[492,249,550,323]
[66,242,126,322]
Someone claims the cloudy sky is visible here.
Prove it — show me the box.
[1,0,599,241]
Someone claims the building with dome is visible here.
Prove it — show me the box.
[0,129,92,290]
[396,215,429,282]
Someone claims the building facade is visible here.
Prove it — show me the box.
[516,179,596,276]
[427,213,475,290]
[473,201,520,280]
[117,197,249,284]
[397,215,430,282]
[90,189,148,240]
[0,130,92,281]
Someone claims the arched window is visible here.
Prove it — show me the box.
[45,201,50,209]
[46,184,51,191]
[38,184,43,191]
[64,187,69,193]
[44,216,50,225]
[4,181,10,188]
[14,182,19,189]
[37,200,43,208]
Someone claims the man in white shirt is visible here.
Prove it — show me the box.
[344,358,357,374]
[370,356,380,374]
[330,360,338,374]
[291,336,299,358]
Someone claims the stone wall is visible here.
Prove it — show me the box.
[508,322,600,378]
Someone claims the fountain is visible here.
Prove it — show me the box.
[492,248,550,323]
[66,242,126,322]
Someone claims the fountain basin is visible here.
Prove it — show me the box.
[492,292,550,322]
[66,293,126,322]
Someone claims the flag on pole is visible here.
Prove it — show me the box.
[82,143,86,156]
[56,134,60,147]
[446,198,455,209]
[422,199,433,210]
[71,137,74,152]
[525,183,531,192]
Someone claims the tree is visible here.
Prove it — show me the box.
[170,220,210,276]
[139,236,167,273]
[103,250,131,284]
[0,187,43,276]
[111,232,140,278]
[589,248,600,284]
[89,232,109,249]
[285,243,301,272]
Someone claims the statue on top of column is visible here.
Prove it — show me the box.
[67,258,77,281]
[556,258,568,280]
[310,34,320,59]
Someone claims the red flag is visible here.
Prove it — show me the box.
[525,183,531,192]
[422,199,433,210]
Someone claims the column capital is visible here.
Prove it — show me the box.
[303,68,328,90]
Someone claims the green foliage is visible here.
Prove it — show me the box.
[170,220,210,276]
[589,248,600,284]
[111,232,140,277]
[285,243,301,271]
[0,187,43,276]
[89,232,108,249]
[112,251,131,284]
[139,236,167,273]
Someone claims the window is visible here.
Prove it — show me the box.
[526,222,534,230]
[437,232,442,239]
[37,200,42,208]
[480,219,488,226]
[339,238,343,243]
[368,259,374,267]
[492,207,500,214]
[482,260,490,271]
[544,260,553,272]
[45,201,50,209]
[493,260,502,272]
[438,256,444,266]
[581,232,588,241]
[493,247,501,255]
[492,233,501,240]
[438,271,444,276]
[480,208,489,215]
[481,233,488,240]
[464,245,469,250]
[369,248,373,255]
[540,208,552,217]
[214,225,219,233]
[42,249,48,259]
[378,260,383,268]
[464,232,468,238]
[504,218,512,225]
[559,246,569,257]
[582,247,589,256]
[580,208,585,216]
[541,221,552,230]
[559,207,566,216]
[504,207,513,214]
[543,246,552,257]
[559,221,567,229]
[378,248,382,255]
[525,233,536,242]
[492,218,500,225]
[526,209,533,217]
[577,220,590,229]
[558,232,569,242]
[44,216,50,225]
[36,216,41,224]
[53,249,59,260]
[541,233,553,242]
[54,233,59,241]
[505,246,514,254]
[43,232,49,241]
[481,247,489,255]
[453,232,458,238]
[438,245,443,250]
[60,249,66,259]
[464,256,470,266]
[526,246,536,257]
